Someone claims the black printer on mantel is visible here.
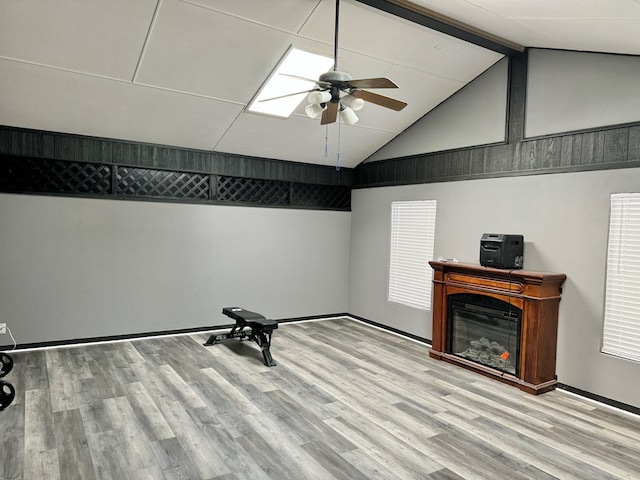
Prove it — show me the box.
[479,233,524,269]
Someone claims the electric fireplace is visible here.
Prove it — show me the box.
[429,261,566,394]
[447,293,522,376]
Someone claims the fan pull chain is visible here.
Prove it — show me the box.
[336,115,341,171]
[324,124,329,158]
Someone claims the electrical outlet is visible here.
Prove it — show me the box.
[0,323,6,334]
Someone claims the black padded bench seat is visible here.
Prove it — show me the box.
[204,307,278,366]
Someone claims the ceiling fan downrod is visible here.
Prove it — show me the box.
[333,0,340,71]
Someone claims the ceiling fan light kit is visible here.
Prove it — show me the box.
[308,90,332,105]
[305,103,326,119]
[339,104,358,125]
[341,94,364,111]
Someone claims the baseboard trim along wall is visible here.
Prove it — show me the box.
[3,313,637,418]
[346,313,432,345]
[1,324,230,351]
[557,383,640,417]
[0,313,352,351]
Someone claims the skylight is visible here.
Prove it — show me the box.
[247,47,334,118]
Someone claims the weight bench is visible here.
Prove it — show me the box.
[204,307,278,367]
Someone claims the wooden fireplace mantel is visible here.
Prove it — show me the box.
[429,261,566,395]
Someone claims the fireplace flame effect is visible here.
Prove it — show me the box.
[458,337,514,373]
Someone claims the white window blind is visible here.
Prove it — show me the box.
[388,200,437,310]
[603,193,640,363]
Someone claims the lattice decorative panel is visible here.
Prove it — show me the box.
[0,154,351,210]
[117,167,209,199]
[0,156,111,194]
[291,183,351,210]
[217,176,290,205]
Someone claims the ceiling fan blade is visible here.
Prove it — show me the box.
[348,78,398,89]
[280,73,330,87]
[259,89,318,103]
[351,90,407,111]
[321,102,339,125]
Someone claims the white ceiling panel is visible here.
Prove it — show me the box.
[404,0,544,48]
[135,0,297,102]
[0,0,157,80]
[317,47,393,82]
[300,0,502,81]
[412,0,640,55]
[0,58,243,151]
[180,0,321,33]
[215,111,396,168]
[463,0,640,19]
[522,18,640,56]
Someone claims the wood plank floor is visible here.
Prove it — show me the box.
[1,318,639,479]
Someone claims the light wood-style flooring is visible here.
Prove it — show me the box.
[1,318,639,479]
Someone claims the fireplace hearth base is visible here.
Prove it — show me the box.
[429,261,566,395]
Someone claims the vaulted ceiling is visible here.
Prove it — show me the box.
[1,0,639,169]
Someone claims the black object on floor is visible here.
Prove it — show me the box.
[0,352,14,411]
[205,307,278,367]
[0,352,13,378]
[0,380,15,411]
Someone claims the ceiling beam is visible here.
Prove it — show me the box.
[355,0,524,56]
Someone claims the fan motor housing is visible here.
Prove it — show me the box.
[319,70,352,83]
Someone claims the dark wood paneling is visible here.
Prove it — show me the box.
[559,134,582,167]
[0,125,353,187]
[468,148,485,176]
[414,156,427,182]
[11,130,34,157]
[54,135,74,161]
[74,137,94,163]
[354,121,640,188]
[93,139,113,164]
[538,137,562,169]
[604,128,629,164]
[629,125,640,161]
[581,130,606,166]
[487,143,516,174]
[507,52,527,144]
[0,125,352,210]
[0,129,9,153]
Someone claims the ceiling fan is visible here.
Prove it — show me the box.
[263,0,407,125]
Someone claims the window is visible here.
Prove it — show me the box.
[603,193,640,362]
[247,47,333,118]
[388,200,437,310]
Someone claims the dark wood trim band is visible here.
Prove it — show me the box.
[353,124,640,188]
[0,125,353,187]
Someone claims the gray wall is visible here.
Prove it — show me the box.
[366,58,508,161]
[349,167,640,408]
[526,49,640,137]
[0,193,351,345]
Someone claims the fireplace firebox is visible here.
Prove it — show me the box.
[429,261,566,394]
[447,293,522,376]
